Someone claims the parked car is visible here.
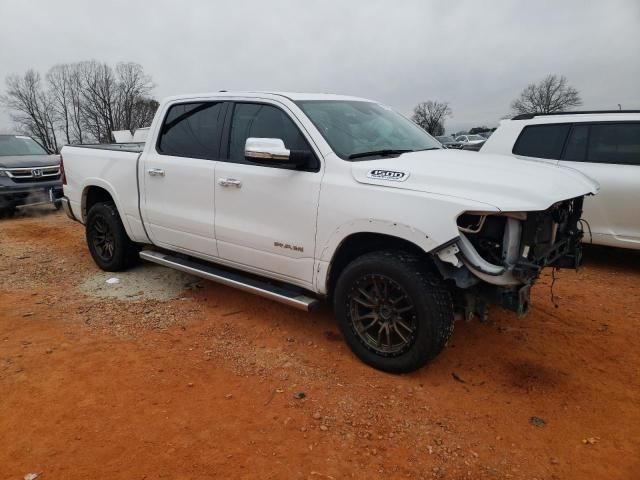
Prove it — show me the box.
[482,110,640,250]
[461,140,486,151]
[455,134,486,146]
[60,92,597,373]
[435,135,462,149]
[0,134,63,216]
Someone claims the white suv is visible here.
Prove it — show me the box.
[482,111,640,250]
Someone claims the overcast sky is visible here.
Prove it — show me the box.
[1,0,639,134]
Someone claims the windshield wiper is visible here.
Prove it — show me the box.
[348,149,413,160]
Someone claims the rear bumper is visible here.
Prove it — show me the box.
[61,196,79,222]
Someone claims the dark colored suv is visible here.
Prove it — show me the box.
[0,134,63,216]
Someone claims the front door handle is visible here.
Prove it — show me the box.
[218,178,242,188]
[148,168,165,177]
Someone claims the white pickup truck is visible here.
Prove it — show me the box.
[61,92,598,373]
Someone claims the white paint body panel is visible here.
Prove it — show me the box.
[141,151,218,256]
[62,91,598,294]
[483,113,640,249]
[214,161,321,286]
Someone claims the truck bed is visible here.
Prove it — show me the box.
[61,143,149,243]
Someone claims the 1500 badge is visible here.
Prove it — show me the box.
[367,169,409,182]
[274,241,304,253]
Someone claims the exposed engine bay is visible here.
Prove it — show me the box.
[434,197,584,320]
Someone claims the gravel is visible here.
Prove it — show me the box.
[79,263,201,301]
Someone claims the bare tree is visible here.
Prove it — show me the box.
[47,63,89,144]
[47,64,72,144]
[412,101,452,136]
[511,74,582,115]
[115,62,154,134]
[1,70,58,152]
[79,61,157,142]
[67,64,86,144]
[4,61,158,147]
[79,60,119,143]
[130,97,160,132]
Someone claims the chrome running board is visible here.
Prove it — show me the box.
[139,250,321,312]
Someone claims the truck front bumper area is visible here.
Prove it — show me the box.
[434,196,585,320]
[0,179,64,208]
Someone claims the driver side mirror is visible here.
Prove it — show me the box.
[245,138,290,162]
[244,137,312,168]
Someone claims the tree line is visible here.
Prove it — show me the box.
[412,74,582,136]
[2,65,583,150]
[1,61,158,152]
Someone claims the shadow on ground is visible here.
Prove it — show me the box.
[582,244,640,272]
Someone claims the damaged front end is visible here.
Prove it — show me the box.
[433,197,584,320]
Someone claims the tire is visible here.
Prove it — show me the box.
[53,200,63,210]
[334,251,454,373]
[86,202,140,271]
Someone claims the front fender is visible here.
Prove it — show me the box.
[318,219,439,262]
[314,219,454,294]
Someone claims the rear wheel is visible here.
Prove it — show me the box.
[86,202,139,271]
[334,251,454,373]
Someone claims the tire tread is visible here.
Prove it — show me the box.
[86,201,139,271]
[334,250,454,373]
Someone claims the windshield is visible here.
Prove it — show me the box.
[468,135,485,141]
[0,135,49,156]
[296,100,441,160]
[436,136,454,142]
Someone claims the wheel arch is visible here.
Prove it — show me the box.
[82,185,114,221]
[80,181,136,240]
[323,231,436,300]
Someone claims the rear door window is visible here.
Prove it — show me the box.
[587,123,640,165]
[157,102,226,159]
[562,124,589,162]
[513,124,571,160]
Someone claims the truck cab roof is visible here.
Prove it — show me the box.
[161,91,374,104]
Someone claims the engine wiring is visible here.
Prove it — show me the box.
[548,216,591,310]
[579,218,594,244]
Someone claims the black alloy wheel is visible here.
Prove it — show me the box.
[349,273,417,356]
[334,251,455,373]
[86,202,139,271]
[91,215,116,262]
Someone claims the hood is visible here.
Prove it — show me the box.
[350,149,599,212]
[0,154,60,169]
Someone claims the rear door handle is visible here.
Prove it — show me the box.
[218,178,242,188]
[147,168,165,177]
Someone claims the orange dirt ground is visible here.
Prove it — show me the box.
[1,209,639,480]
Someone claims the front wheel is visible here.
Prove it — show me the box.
[334,251,454,373]
[86,202,140,271]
